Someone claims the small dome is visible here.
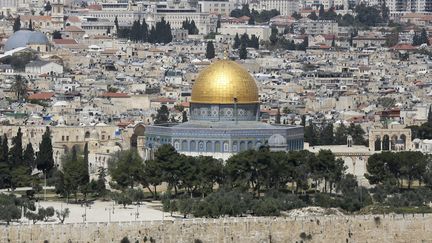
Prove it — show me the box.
[268,134,287,147]
[4,30,49,51]
[90,129,99,139]
[191,60,259,104]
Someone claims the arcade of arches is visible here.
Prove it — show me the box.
[368,128,412,151]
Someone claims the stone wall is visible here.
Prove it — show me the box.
[2,214,432,243]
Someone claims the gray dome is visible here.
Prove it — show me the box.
[268,134,287,147]
[4,30,49,51]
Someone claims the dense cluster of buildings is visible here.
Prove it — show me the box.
[0,0,432,186]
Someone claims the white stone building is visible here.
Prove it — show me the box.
[25,60,64,77]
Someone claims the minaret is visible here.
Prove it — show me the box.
[51,0,65,29]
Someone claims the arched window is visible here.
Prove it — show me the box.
[206,141,212,152]
[85,131,91,138]
[190,141,196,152]
[223,141,229,152]
[232,141,238,152]
[214,141,221,152]
[240,141,246,151]
[247,141,253,150]
[181,140,188,151]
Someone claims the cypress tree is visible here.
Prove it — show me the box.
[165,22,173,43]
[2,134,8,164]
[0,135,11,188]
[29,19,33,31]
[420,28,429,45]
[36,127,54,175]
[83,142,89,185]
[182,111,188,123]
[248,15,255,25]
[13,16,21,32]
[141,19,148,42]
[114,16,119,32]
[190,20,198,34]
[149,26,156,43]
[23,143,35,169]
[205,41,215,59]
[233,33,241,49]
[275,108,281,124]
[239,43,247,59]
[9,128,23,166]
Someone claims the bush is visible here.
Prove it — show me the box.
[120,237,130,243]
[252,197,280,216]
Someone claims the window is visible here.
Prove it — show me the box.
[62,135,64,141]
[66,136,69,141]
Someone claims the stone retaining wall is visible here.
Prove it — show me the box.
[2,214,432,243]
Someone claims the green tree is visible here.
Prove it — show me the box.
[319,5,325,18]
[304,121,318,146]
[269,27,278,45]
[182,110,188,123]
[62,146,87,201]
[0,193,21,225]
[10,128,32,189]
[154,144,182,195]
[420,28,429,45]
[205,41,215,59]
[154,105,170,124]
[347,123,366,145]
[23,143,35,169]
[334,123,348,145]
[275,108,281,124]
[354,4,383,27]
[233,33,241,49]
[0,135,10,189]
[109,150,143,189]
[291,12,302,20]
[239,43,247,59]
[114,16,119,32]
[112,191,132,208]
[142,159,162,199]
[320,123,334,145]
[141,18,148,42]
[11,75,27,101]
[36,127,54,175]
[44,1,52,11]
[55,208,70,223]
[317,150,346,193]
[29,19,33,31]
[9,127,23,166]
[248,15,255,25]
[13,16,21,32]
[52,30,62,39]
[308,11,318,20]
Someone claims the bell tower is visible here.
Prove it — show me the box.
[51,0,64,29]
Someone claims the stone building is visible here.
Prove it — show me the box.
[144,59,304,160]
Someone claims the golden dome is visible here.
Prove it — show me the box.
[191,60,259,104]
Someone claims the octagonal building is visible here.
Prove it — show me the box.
[144,59,304,160]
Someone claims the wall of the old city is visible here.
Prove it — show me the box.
[2,214,432,243]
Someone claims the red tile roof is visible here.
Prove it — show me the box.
[64,26,84,32]
[150,97,176,103]
[392,43,416,51]
[53,39,78,45]
[20,15,51,21]
[66,16,81,23]
[27,92,55,100]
